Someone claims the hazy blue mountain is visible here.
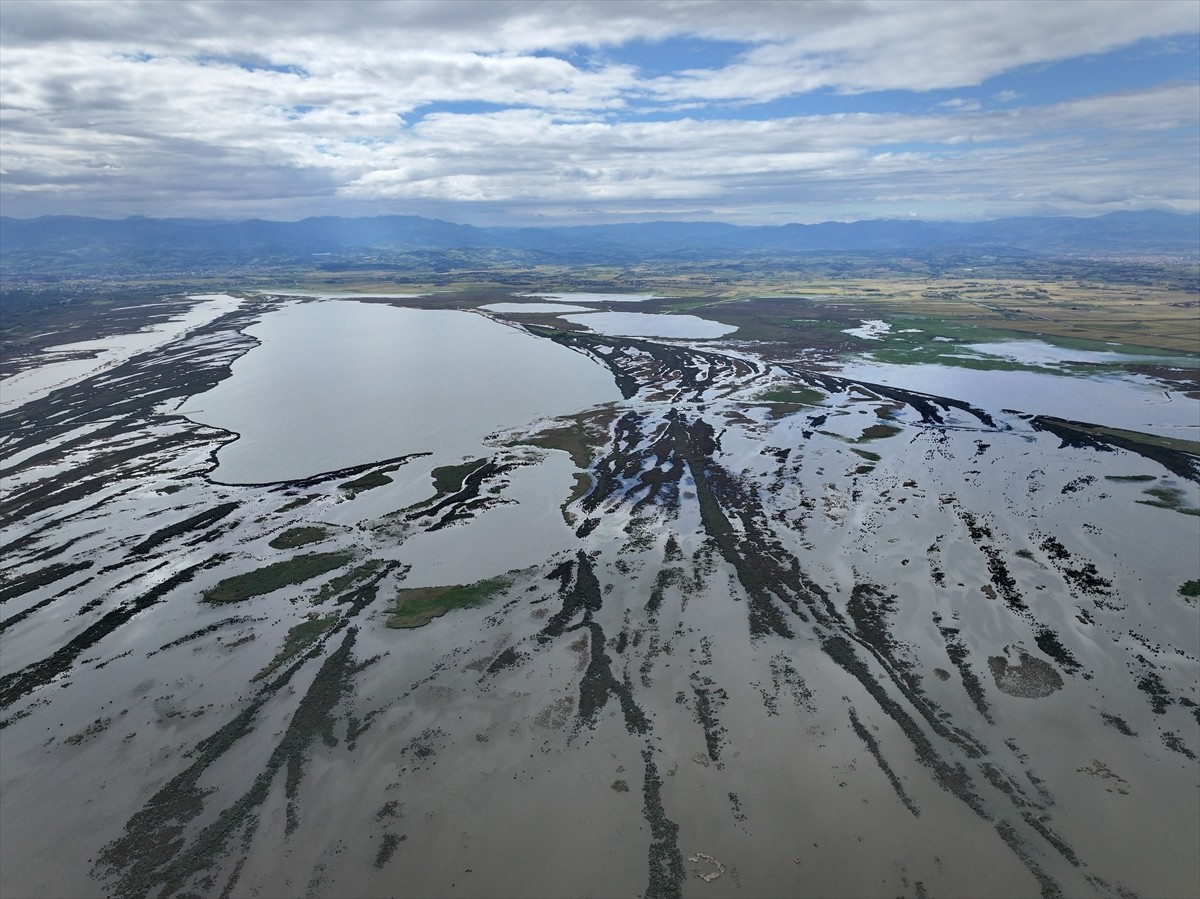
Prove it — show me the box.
[2,210,1196,277]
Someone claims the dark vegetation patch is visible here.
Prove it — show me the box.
[430,458,490,499]
[386,577,510,629]
[202,552,355,605]
[1034,627,1084,675]
[1100,712,1136,736]
[988,650,1064,698]
[936,620,992,722]
[373,832,403,868]
[1032,415,1200,483]
[339,470,393,493]
[510,411,616,469]
[93,628,365,896]
[398,458,518,531]
[1,556,227,710]
[252,616,337,681]
[1179,580,1200,599]
[130,503,239,554]
[1134,664,1172,715]
[540,554,648,734]
[1137,486,1200,516]
[0,559,94,603]
[691,678,729,766]
[1060,475,1096,495]
[338,456,423,496]
[146,615,260,657]
[313,559,389,603]
[267,526,330,550]
[486,647,525,673]
[751,386,826,406]
[859,423,902,441]
[848,707,920,816]
[1037,535,1113,597]
[641,747,685,899]
[1162,732,1197,760]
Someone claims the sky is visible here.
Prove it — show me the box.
[1,0,1197,226]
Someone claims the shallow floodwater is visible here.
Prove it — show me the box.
[481,303,593,313]
[841,360,1200,437]
[559,311,737,339]
[253,289,427,299]
[178,302,620,482]
[964,340,1184,366]
[843,319,892,340]
[521,292,660,303]
[0,293,243,411]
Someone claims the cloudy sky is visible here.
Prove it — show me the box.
[1,0,1197,225]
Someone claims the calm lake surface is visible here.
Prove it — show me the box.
[841,360,1200,437]
[559,311,738,338]
[178,301,620,483]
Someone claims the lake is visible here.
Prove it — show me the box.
[177,301,621,483]
[559,311,738,339]
[841,360,1200,437]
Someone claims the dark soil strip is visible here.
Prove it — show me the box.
[0,578,96,635]
[0,555,227,710]
[146,616,262,657]
[405,459,517,530]
[641,747,685,899]
[572,619,648,734]
[130,502,239,554]
[214,451,432,490]
[785,367,998,428]
[93,628,363,898]
[540,554,648,733]
[937,623,992,722]
[1031,415,1200,483]
[847,706,920,816]
[0,559,93,603]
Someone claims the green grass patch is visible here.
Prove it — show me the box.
[203,551,355,604]
[1137,486,1200,516]
[1105,474,1158,482]
[859,423,902,441]
[764,403,809,419]
[1179,580,1200,598]
[313,559,389,603]
[851,448,881,462]
[339,470,394,493]
[431,458,489,498]
[510,416,610,469]
[252,615,336,681]
[1045,419,1200,457]
[268,526,330,550]
[566,472,592,507]
[753,386,826,406]
[386,576,511,629]
[339,457,423,497]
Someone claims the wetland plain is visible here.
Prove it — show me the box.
[1,269,1198,899]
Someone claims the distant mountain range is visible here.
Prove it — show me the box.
[2,210,1196,277]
